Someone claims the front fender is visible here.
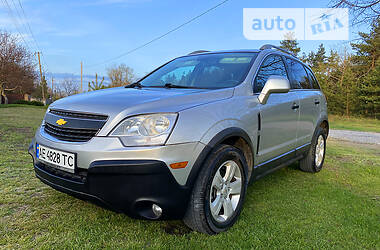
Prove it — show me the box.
[166,96,258,145]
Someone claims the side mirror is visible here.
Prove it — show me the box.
[258,75,290,104]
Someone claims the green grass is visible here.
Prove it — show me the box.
[329,114,380,133]
[1,107,379,249]
[0,104,47,109]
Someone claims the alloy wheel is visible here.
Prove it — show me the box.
[315,135,325,168]
[209,160,242,223]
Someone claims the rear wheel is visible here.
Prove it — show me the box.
[183,145,248,234]
[300,127,327,173]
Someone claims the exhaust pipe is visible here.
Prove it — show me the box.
[152,204,162,218]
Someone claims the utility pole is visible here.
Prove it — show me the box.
[37,52,45,102]
[81,61,83,93]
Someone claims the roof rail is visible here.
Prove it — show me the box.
[259,44,296,57]
[188,50,210,55]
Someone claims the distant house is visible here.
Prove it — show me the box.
[5,93,31,104]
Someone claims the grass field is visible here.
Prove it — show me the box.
[329,114,380,133]
[1,106,379,249]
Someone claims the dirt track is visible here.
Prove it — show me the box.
[329,129,380,145]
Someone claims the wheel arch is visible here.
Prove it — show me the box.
[186,127,254,187]
[316,117,329,137]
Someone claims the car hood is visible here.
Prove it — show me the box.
[49,87,234,132]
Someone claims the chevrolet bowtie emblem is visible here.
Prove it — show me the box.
[56,118,67,126]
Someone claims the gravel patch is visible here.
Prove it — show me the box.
[329,130,380,145]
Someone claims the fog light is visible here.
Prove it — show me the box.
[152,204,162,218]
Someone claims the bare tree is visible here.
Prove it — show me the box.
[58,78,80,97]
[0,31,36,104]
[107,63,135,87]
[330,0,380,25]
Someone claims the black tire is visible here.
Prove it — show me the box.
[299,127,327,173]
[183,144,248,234]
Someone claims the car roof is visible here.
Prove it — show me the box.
[186,49,261,55]
[181,48,312,71]
[184,48,299,60]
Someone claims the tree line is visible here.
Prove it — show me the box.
[0,31,36,104]
[280,18,379,118]
[0,29,136,104]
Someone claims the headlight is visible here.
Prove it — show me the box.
[110,113,178,146]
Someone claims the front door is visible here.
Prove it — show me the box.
[254,55,300,165]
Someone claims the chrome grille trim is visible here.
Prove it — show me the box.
[49,109,108,121]
[43,109,108,142]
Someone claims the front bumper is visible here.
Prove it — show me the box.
[34,126,205,185]
[29,127,205,219]
[32,153,190,219]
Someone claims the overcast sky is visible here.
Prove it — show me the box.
[0,0,369,80]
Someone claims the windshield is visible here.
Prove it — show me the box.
[139,53,258,89]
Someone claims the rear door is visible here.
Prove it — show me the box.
[285,58,320,147]
[255,55,300,164]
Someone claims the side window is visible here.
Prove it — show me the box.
[305,67,320,89]
[254,55,287,93]
[286,58,312,89]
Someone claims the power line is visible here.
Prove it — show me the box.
[13,0,48,73]
[15,0,41,52]
[1,0,47,71]
[9,0,35,49]
[0,0,33,51]
[87,0,231,68]
[3,0,49,74]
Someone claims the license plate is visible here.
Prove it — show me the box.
[36,144,76,173]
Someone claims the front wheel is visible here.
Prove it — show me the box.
[183,145,248,234]
[300,127,327,173]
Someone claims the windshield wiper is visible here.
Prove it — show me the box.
[163,83,194,89]
[146,83,204,89]
[125,82,143,88]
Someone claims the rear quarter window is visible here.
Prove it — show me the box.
[305,67,320,90]
[285,58,312,89]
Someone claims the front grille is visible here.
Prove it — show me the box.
[49,109,108,121]
[44,123,98,142]
[43,109,108,142]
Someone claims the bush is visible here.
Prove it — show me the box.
[13,100,44,106]
[13,100,29,105]
[30,100,44,106]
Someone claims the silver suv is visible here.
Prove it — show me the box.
[29,44,328,234]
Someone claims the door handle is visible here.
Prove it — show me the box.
[314,100,320,105]
[292,103,299,110]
